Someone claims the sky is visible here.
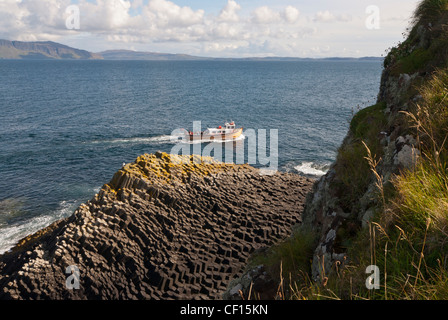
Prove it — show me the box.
[0,0,421,58]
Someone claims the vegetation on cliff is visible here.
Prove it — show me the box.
[247,0,448,300]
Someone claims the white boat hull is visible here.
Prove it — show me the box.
[186,127,243,141]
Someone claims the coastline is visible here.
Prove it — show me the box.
[0,152,314,299]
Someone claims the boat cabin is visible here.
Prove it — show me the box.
[206,122,235,135]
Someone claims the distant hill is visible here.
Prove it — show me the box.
[221,56,384,62]
[99,50,383,62]
[0,39,102,60]
[0,39,383,61]
[98,49,205,61]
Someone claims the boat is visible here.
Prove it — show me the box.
[184,122,243,142]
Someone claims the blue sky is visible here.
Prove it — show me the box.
[0,0,420,57]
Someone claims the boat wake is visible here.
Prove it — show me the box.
[89,132,246,147]
[90,135,180,145]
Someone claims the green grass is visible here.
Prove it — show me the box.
[390,48,433,75]
[384,0,448,75]
[290,46,448,302]
[307,67,448,300]
[394,161,448,230]
[249,0,448,300]
[247,226,318,298]
[250,226,317,277]
[350,102,387,139]
[412,68,448,147]
[331,142,372,211]
[329,102,388,211]
[310,1,448,301]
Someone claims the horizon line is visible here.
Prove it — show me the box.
[0,38,384,61]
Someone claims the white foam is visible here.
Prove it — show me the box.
[109,135,180,144]
[294,162,328,177]
[90,133,246,146]
[89,135,181,145]
[91,186,102,194]
[0,200,78,255]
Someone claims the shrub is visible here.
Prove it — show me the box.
[350,102,387,139]
[390,48,433,75]
[412,0,448,27]
[330,102,388,211]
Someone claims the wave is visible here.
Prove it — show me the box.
[0,200,79,255]
[294,161,328,177]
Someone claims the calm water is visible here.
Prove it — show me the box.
[0,60,382,253]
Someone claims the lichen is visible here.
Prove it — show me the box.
[104,152,247,195]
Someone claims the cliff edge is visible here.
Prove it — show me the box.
[0,152,313,299]
[293,0,448,299]
[227,0,448,301]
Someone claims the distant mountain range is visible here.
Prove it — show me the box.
[99,49,205,61]
[0,39,383,61]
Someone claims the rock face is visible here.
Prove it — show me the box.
[301,19,433,281]
[302,83,423,280]
[0,152,313,299]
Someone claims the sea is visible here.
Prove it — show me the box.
[0,59,383,254]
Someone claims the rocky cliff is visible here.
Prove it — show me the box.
[0,152,313,299]
[2,1,445,301]
[216,2,448,300]
[301,1,447,284]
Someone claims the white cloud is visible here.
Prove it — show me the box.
[314,10,352,23]
[252,6,281,24]
[218,0,241,23]
[145,0,204,28]
[0,0,422,58]
[79,0,132,31]
[251,5,300,25]
[0,1,25,38]
[0,0,76,41]
[310,45,331,54]
[283,6,300,24]
[210,22,242,40]
[204,41,244,53]
[130,0,143,10]
[314,10,335,22]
